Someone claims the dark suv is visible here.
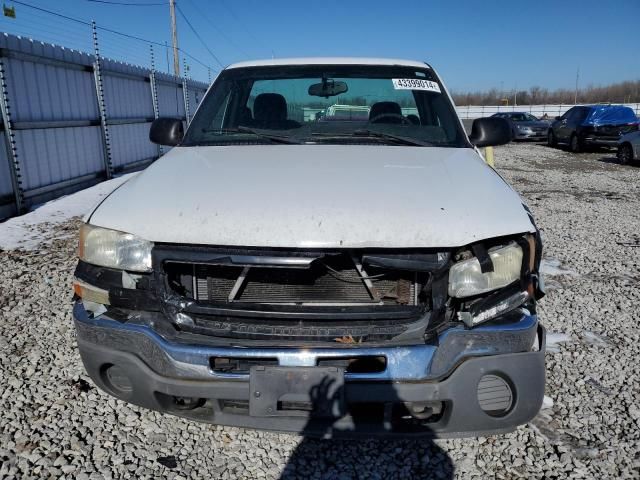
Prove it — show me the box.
[547,105,639,152]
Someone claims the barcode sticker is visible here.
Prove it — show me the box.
[392,78,441,93]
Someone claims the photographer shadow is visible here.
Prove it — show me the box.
[278,375,454,479]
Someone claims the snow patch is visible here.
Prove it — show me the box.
[0,174,137,251]
[582,331,611,347]
[540,258,579,277]
[546,332,572,353]
[541,395,554,410]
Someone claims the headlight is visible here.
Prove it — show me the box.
[79,223,153,272]
[448,243,523,298]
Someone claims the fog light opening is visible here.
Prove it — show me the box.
[477,374,514,418]
[101,364,133,395]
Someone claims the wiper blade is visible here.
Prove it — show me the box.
[352,129,434,146]
[310,130,433,146]
[235,126,302,144]
[199,127,302,144]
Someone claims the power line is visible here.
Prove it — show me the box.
[217,0,268,55]
[175,4,224,68]
[85,0,167,5]
[184,0,250,58]
[11,0,90,25]
[9,0,216,73]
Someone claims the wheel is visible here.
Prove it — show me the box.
[547,130,557,147]
[617,143,634,165]
[569,134,582,153]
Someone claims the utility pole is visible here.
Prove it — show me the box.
[574,66,580,105]
[169,0,180,77]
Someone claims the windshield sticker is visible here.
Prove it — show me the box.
[392,78,441,93]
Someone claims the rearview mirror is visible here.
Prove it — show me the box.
[150,117,184,146]
[308,79,348,98]
[469,117,511,147]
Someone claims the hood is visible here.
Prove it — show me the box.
[89,145,534,249]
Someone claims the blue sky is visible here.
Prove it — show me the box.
[1,0,639,92]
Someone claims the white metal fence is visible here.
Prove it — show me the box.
[0,33,208,220]
[456,103,640,119]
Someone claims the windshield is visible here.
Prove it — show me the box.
[182,65,468,148]
[510,113,539,122]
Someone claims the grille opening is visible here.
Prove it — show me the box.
[278,400,314,412]
[219,399,249,414]
[217,400,445,426]
[154,392,207,412]
[186,314,424,343]
[393,401,444,422]
[164,253,429,307]
[317,356,386,374]
[210,357,278,374]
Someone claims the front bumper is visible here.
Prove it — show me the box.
[583,136,619,147]
[73,302,545,438]
[514,130,547,140]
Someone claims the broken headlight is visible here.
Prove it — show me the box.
[448,243,523,298]
[79,223,153,272]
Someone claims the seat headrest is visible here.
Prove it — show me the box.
[369,102,402,123]
[253,93,288,125]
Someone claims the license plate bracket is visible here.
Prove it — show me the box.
[249,366,344,417]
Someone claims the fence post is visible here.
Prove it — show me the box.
[0,52,24,213]
[182,58,190,125]
[91,21,113,179]
[149,45,163,157]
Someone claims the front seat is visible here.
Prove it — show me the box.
[369,101,403,124]
[253,93,297,129]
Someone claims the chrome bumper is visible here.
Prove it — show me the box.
[73,302,545,437]
[73,302,539,382]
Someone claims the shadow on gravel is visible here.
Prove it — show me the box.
[597,156,639,167]
[278,376,454,480]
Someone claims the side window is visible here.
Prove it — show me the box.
[561,108,574,121]
[574,107,589,124]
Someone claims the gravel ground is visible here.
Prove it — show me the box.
[1,142,639,479]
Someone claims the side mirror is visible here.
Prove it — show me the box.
[469,117,511,147]
[150,118,184,146]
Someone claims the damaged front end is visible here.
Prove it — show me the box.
[73,228,544,346]
[72,225,545,437]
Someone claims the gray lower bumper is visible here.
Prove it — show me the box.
[514,132,546,140]
[584,137,619,146]
[73,303,546,438]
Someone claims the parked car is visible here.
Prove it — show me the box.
[72,58,545,438]
[547,105,639,152]
[491,112,549,141]
[617,131,640,164]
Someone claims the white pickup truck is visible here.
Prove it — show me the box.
[72,58,545,438]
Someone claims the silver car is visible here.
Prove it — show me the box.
[492,112,549,141]
[618,131,640,164]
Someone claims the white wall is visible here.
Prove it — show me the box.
[456,103,640,119]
